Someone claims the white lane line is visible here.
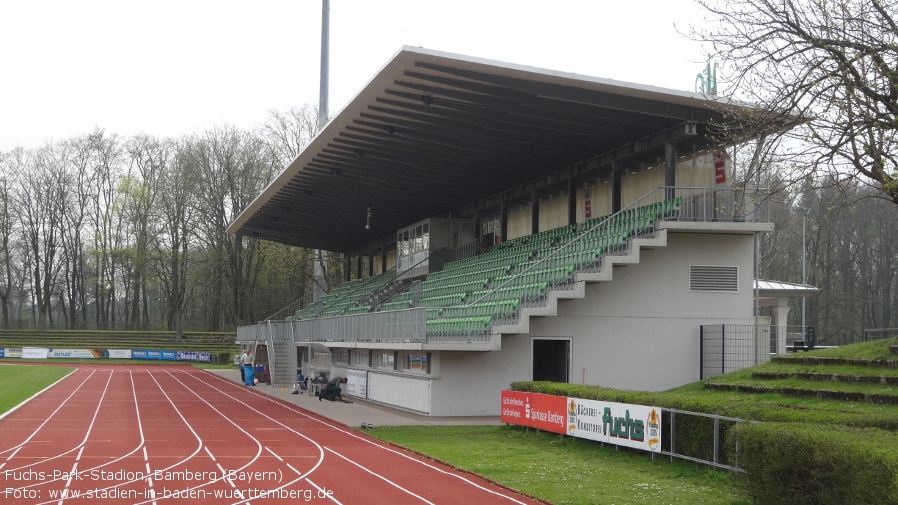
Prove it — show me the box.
[325,446,436,504]
[143,446,157,505]
[55,447,84,505]
[18,370,147,495]
[127,370,270,505]
[6,370,114,476]
[0,367,78,423]
[31,369,206,505]
[0,369,95,457]
[305,477,346,505]
[170,370,328,505]
[199,370,532,504]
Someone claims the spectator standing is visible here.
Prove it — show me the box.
[241,349,254,386]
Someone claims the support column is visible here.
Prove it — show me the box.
[665,143,677,200]
[500,202,508,243]
[531,191,539,235]
[567,178,577,226]
[773,297,790,356]
[612,163,622,213]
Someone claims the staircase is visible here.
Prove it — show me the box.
[270,339,297,385]
[493,229,669,335]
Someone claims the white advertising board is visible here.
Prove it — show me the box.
[346,369,368,398]
[566,398,662,453]
[48,349,97,359]
[22,347,49,359]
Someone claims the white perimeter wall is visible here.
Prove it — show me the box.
[429,337,531,416]
[332,365,432,414]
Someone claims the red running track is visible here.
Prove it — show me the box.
[0,365,544,505]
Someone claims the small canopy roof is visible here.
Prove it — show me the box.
[755,279,818,298]
[229,46,767,253]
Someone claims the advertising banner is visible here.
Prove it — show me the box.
[528,393,568,434]
[500,391,662,453]
[22,347,49,359]
[4,348,22,358]
[48,349,97,359]
[176,351,212,362]
[346,369,368,398]
[132,349,177,361]
[500,390,530,425]
[107,349,132,359]
[566,398,662,453]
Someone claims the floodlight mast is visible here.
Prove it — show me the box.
[318,0,329,132]
[313,0,330,301]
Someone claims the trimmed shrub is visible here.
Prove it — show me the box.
[730,423,898,505]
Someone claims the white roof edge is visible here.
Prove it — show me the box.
[227,45,753,235]
[754,279,819,295]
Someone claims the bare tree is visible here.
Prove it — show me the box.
[690,0,898,204]
[152,140,197,333]
[122,134,171,329]
[186,126,278,328]
[85,129,125,329]
[14,143,71,328]
[260,104,320,168]
[0,151,19,328]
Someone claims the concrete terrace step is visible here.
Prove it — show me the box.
[752,370,898,385]
[704,382,898,404]
[493,230,668,335]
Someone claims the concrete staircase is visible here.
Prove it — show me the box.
[493,229,668,335]
[270,339,297,385]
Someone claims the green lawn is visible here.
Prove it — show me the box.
[369,425,748,505]
[0,365,74,415]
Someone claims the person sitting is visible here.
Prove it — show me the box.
[319,376,347,402]
[293,372,307,394]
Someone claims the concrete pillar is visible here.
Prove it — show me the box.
[773,297,790,356]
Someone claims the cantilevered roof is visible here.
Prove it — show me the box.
[229,46,758,252]
[755,279,818,298]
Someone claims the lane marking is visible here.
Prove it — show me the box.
[199,370,533,504]
[325,446,436,504]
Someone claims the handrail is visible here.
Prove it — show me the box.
[465,188,664,308]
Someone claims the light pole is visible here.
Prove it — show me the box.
[801,207,810,338]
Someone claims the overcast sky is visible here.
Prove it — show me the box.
[0,0,712,151]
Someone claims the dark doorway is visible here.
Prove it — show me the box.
[532,339,570,382]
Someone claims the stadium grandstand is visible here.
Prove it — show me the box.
[228,47,814,416]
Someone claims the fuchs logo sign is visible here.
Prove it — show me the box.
[565,398,662,453]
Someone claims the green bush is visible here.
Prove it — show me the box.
[730,423,898,505]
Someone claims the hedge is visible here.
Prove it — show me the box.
[729,423,898,505]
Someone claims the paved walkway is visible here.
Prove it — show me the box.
[208,369,501,428]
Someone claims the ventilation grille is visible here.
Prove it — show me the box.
[689,265,738,292]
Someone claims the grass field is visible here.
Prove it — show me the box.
[370,425,749,505]
[0,364,74,415]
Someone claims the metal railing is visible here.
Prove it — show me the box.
[700,324,773,380]
[245,185,772,346]
[663,408,756,472]
[474,186,771,329]
[864,328,898,341]
[700,324,831,374]
[246,308,431,344]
